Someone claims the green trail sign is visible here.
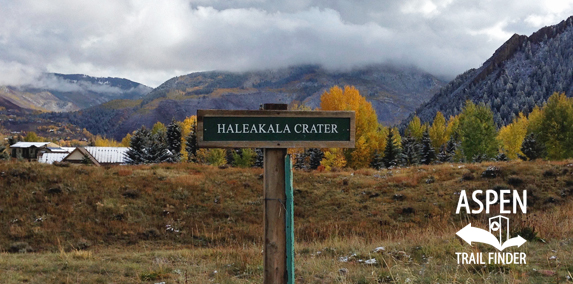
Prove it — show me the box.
[197,105,356,284]
[197,109,355,148]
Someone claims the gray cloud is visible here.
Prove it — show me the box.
[1,0,573,87]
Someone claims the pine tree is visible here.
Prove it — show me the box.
[437,145,450,163]
[382,129,400,168]
[400,135,420,166]
[226,149,237,166]
[495,152,509,161]
[166,118,182,161]
[420,130,435,165]
[125,126,151,165]
[147,132,175,163]
[294,151,307,170]
[308,148,324,170]
[446,136,457,156]
[519,133,546,161]
[254,148,264,168]
[8,136,17,146]
[0,143,9,160]
[370,150,384,170]
[185,121,198,162]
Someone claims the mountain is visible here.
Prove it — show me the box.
[404,16,573,127]
[0,73,152,112]
[44,64,445,140]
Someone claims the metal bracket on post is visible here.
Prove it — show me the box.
[285,154,294,284]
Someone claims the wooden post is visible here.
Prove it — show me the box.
[263,103,288,284]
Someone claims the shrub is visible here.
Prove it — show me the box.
[507,176,524,186]
[206,149,227,166]
[462,172,475,181]
[8,242,33,253]
[232,149,255,168]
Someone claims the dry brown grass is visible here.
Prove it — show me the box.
[0,159,572,282]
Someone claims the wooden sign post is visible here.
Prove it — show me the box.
[197,104,355,284]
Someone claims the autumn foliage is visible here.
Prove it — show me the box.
[320,85,390,168]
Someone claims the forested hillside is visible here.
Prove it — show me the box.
[405,16,573,127]
[41,64,445,140]
[0,73,151,112]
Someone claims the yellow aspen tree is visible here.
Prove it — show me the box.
[429,111,448,150]
[536,93,573,159]
[373,125,389,153]
[497,112,528,159]
[321,148,347,171]
[320,85,378,142]
[446,114,461,140]
[406,116,425,141]
[392,127,402,148]
[120,133,133,147]
[94,135,120,146]
[350,136,371,169]
[180,115,197,161]
[526,106,543,135]
[151,122,166,135]
[320,85,379,168]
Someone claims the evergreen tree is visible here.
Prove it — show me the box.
[382,129,400,168]
[254,148,264,168]
[370,150,384,170]
[166,118,182,161]
[400,135,420,166]
[8,136,17,146]
[146,132,175,163]
[495,152,509,161]
[0,143,9,160]
[446,136,457,157]
[471,153,488,163]
[420,130,436,165]
[125,126,151,165]
[185,121,198,162]
[437,145,450,163]
[226,149,237,166]
[308,148,324,170]
[294,151,307,170]
[519,133,546,161]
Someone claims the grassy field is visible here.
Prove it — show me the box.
[0,160,572,283]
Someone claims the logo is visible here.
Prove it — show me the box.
[454,190,528,265]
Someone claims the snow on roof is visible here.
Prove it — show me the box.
[84,147,129,164]
[10,142,51,148]
[47,147,76,153]
[38,153,68,164]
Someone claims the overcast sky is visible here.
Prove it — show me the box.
[1,0,573,88]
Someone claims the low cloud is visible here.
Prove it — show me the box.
[1,0,573,87]
[24,74,128,94]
